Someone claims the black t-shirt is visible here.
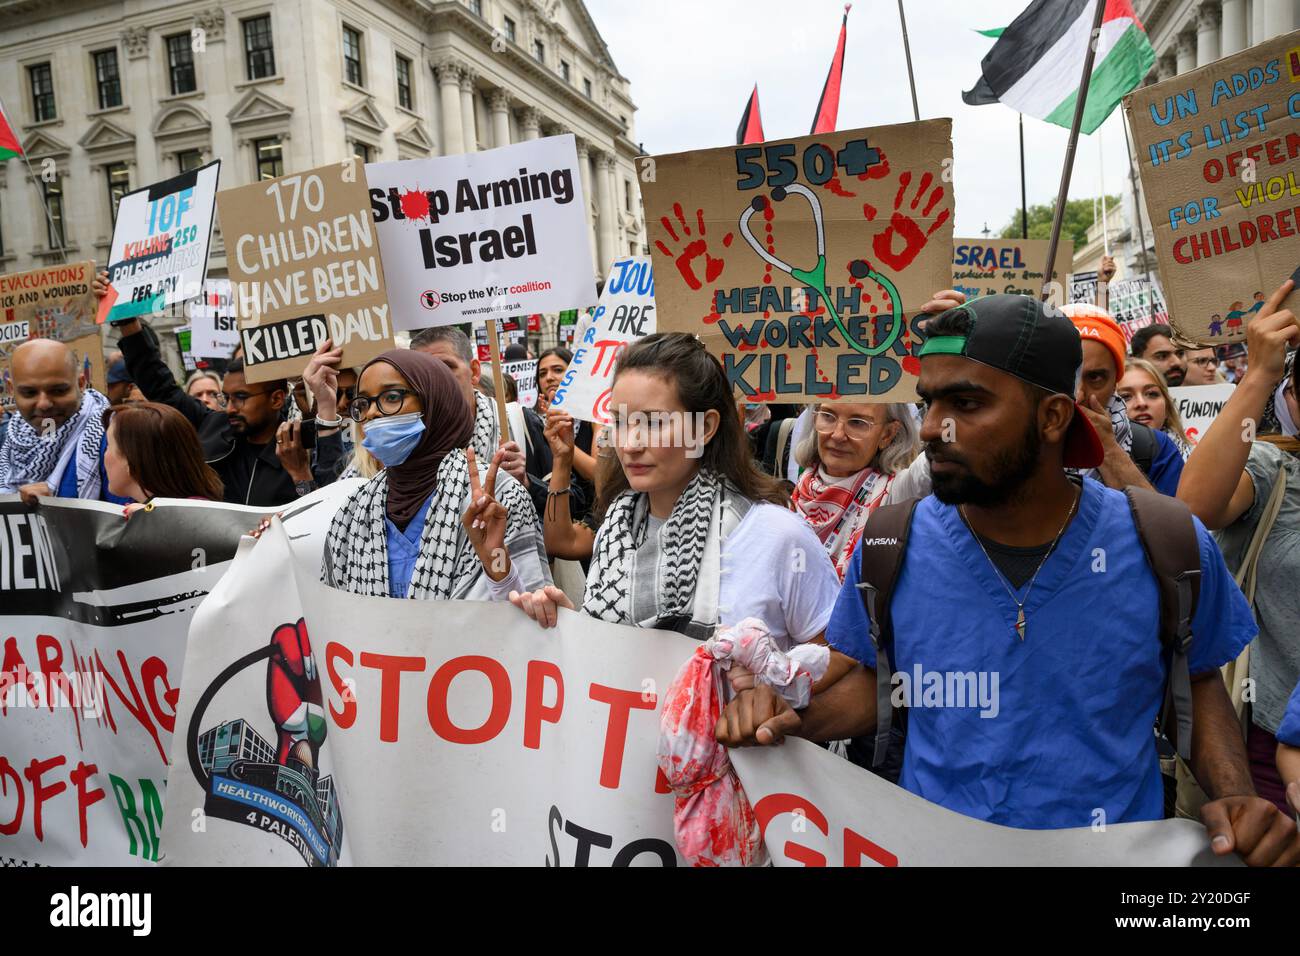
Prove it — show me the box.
[971,534,1053,590]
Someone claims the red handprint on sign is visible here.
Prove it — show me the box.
[654,202,733,291]
[862,170,950,273]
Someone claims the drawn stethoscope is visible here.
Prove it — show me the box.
[738,183,902,357]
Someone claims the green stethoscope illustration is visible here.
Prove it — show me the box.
[738,183,902,357]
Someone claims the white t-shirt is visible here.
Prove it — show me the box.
[719,502,841,649]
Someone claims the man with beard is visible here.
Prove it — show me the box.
[115,315,345,506]
[716,293,1300,865]
[1130,323,1188,387]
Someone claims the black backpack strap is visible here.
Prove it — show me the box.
[1123,485,1202,762]
[853,498,919,768]
[1128,421,1157,476]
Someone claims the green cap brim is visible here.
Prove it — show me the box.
[918,335,967,358]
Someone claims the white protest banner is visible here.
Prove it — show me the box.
[502,359,538,408]
[550,256,656,425]
[730,742,1234,867]
[1170,382,1236,445]
[186,279,240,359]
[105,161,220,322]
[0,484,354,866]
[219,160,395,383]
[365,135,596,331]
[1110,276,1171,344]
[159,520,1232,868]
[1070,270,1099,305]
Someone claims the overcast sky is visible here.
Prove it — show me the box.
[592,0,1137,239]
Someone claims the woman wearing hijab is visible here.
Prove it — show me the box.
[322,349,551,601]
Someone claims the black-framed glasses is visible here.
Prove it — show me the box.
[336,385,357,404]
[349,387,415,422]
[221,388,273,408]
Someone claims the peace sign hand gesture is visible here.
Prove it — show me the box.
[462,446,512,581]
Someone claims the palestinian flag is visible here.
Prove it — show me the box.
[736,85,765,145]
[0,98,22,161]
[810,4,850,135]
[963,0,1154,135]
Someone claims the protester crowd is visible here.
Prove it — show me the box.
[2,260,1298,867]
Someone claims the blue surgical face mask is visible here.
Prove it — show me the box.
[361,412,425,466]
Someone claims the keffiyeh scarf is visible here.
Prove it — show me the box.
[472,390,499,463]
[0,388,109,498]
[1073,392,1133,483]
[582,469,745,639]
[792,465,893,581]
[322,449,542,600]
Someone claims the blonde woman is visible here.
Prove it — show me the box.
[1116,357,1192,459]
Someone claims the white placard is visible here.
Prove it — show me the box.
[105,161,220,322]
[502,358,538,408]
[186,278,240,359]
[1170,382,1236,446]
[365,136,596,331]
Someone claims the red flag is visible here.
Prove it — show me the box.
[810,5,851,134]
[735,84,765,145]
[0,97,23,161]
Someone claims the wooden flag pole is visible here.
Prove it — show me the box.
[1040,0,1106,300]
[896,0,921,122]
[485,317,511,444]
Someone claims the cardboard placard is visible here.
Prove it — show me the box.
[641,121,954,402]
[219,160,395,383]
[105,161,220,322]
[365,135,597,331]
[1124,31,1300,344]
[550,255,656,425]
[186,278,240,359]
[951,238,1073,305]
[0,260,101,410]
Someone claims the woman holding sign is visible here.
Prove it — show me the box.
[321,348,551,601]
[509,332,839,647]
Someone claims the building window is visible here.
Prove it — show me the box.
[533,40,545,63]
[242,15,276,80]
[560,60,570,82]
[166,33,197,94]
[29,63,56,121]
[625,180,633,212]
[504,17,516,43]
[106,163,130,225]
[395,54,413,109]
[583,78,592,99]
[254,137,283,180]
[177,149,204,172]
[93,50,122,109]
[342,26,364,86]
[353,141,372,163]
[44,177,65,249]
[468,0,483,16]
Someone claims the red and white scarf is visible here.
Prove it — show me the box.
[792,465,893,580]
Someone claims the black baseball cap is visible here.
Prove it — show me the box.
[918,294,1104,469]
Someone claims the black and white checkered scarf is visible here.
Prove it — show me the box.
[322,448,542,600]
[0,388,109,498]
[472,390,498,462]
[582,468,723,629]
[1074,392,1133,483]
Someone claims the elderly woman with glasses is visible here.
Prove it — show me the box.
[790,403,924,580]
[322,348,552,601]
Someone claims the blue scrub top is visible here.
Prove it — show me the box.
[828,477,1256,829]
[1276,681,1300,748]
[56,433,134,505]
[385,493,435,599]
[1147,429,1185,497]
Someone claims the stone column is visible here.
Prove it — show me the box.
[120,26,159,186]
[459,69,477,152]
[520,107,541,141]
[1156,52,1177,81]
[435,61,464,156]
[1263,0,1296,35]
[1175,30,1197,75]
[1219,0,1248,55]
[1195,3,1221,68]
[595,151,617,274]
[488,90,511,148]
[575,139,597,270]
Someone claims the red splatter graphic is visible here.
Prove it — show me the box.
[857,148,891,181]
[902,355,921,376]
[654,203,732,291]
[399,189,431,221]
[822,175,856,197]
[861,166,951,273]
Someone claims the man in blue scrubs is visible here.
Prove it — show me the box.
[718,293,1300,866]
